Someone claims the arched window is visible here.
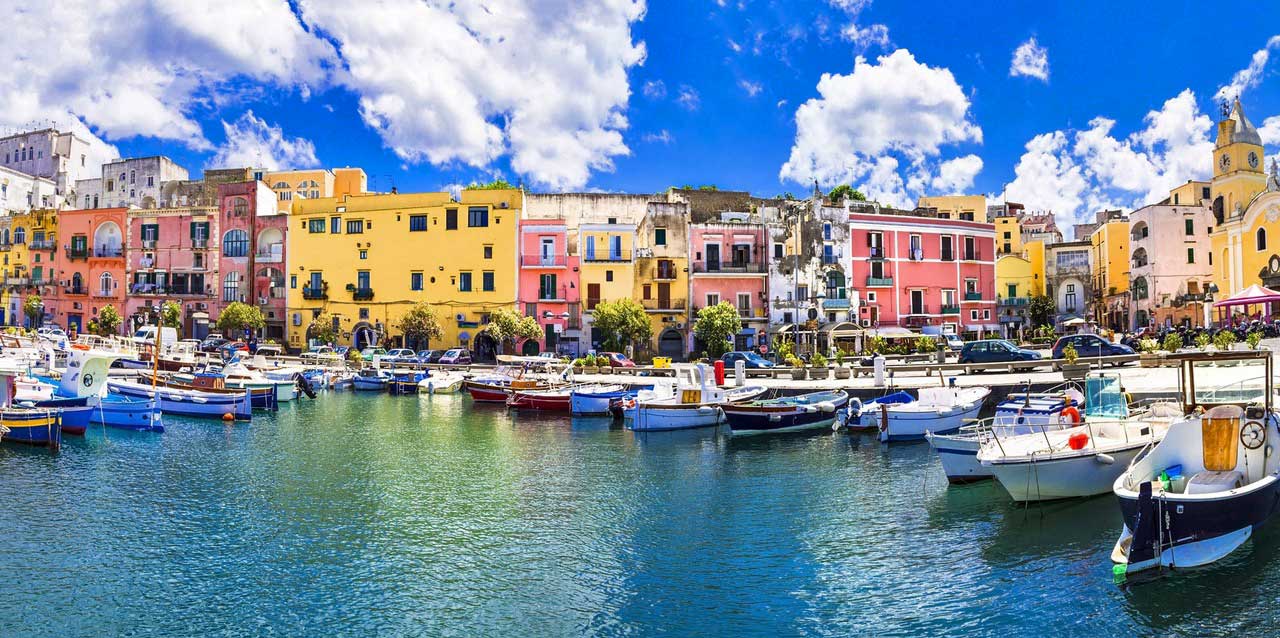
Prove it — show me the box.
[98,272,114,297]
[222,272,242,303]
[1258,228,1267,251]
[825,270,846,299]
[13,227,25,244]
[229,197,249,217]
[71,272,82,293]
[223,229,248,257]
[2,229,10,245]
[94,221,122,256]
[1132,277,1148,301]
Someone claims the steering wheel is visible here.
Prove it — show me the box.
[1241,421,1267,450]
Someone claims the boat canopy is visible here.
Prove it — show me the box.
[1084,375,1128,419]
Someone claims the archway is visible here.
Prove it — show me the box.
[520,339,540,356]
[473,333,499,363]
[352,321,378,351]
[658,329,684,361]
[257,227,283,259]
[94,221,122,255]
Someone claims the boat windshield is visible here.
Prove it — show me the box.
[1180,352,1274,411]
[1084,375,1128,419]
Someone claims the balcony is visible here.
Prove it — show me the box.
[652,266,679,281]
[0,243,10,252]
[28,239,55,251]
[999,296,1030,306]
[737,307,760,319]
[537,285,567,302]
[867,247,886,260]
[582,250,631,263]
[690,261,766,274]
[130,283,166,296]
[940,304,960,314]
[821,254,841,265]
[65,286,87,296]
[964,291,983,301]
[823,298,851,309]
[352,287,375,301]
[302,284,328,300]
[192,238,209,249]
[91,289,118,299]
[5,277,29,286]
[521,255,567,267]
[641,297,686,311]
[142,239,157,249]
[94,247,123,259]
[66,246,89,260]
[866,276,893,287]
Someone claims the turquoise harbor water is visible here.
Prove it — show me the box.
[2,391,1279,636]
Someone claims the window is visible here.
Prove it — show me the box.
[141,224,159,242]
[909,234,922,260]
[1007,284,1017,299]
[605,270,614,282]
[346,220,364,234]
[941,236,954,261]
[446,209,458,230]
[279,191,292,201]
[483,245,493,259]
[773,243,783,259]
[359,308,369,320]
[983,309,991,320]
[14,228,25,244]
[1185,219,1194,235]
[190,222,209,245]
[147,176,154,187]
[823,223,832,240]
[222,230,248,257]
[308,219,326,233]
[737,293,751,314]
[222,272,241,302]
[964,236,976,260]
[654,228,667,246]
[482,271,495,292]
[290,274,297,289]
[1187,248,1195,264]
[409,215,428,232]
[458,272,472,292]
[356,271,370,289]
[970,310,979,320]
[868,232,883,257]
[99,272,114,296]
[1258,228,1267,251]
[129,170,135,184]
[331,217,341,234]
[359,250,367,260]
[468,206,488,227]
[539,273,557,299]
[867,292,877,303]
[107,179,114,192]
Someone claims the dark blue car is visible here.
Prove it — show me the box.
[958,339,1043,365]
[721,351,775,369]
[1052,334,1135,363]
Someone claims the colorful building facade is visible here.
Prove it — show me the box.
[50,207,126,333]
[1089,217,1130,330]
[1129,201,1214,329]
[216,181,287,340]
[689,213,769,351]
[1209,99,1279,303]
[517,218,580,356]
[577,220,637,354]
[124,205,220,338]
[995,254,1033,338]
[634,202,690,360]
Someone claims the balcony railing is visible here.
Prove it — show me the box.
[66,286,87,296]
[91,289,118,299]
[521,255,567,267]
[690,262,766,274]
[652,267,678,281]
[66,246,89,260]
[142,239,157,249]
[940,304,960,314]
[28,239,55,250]
[302,284,328,300]
[352,287,374,301]
[964,291,983,301]
[5,277,29,286]
[905,305,930,316]
[537,285,568,302]
[254,251,284,264]
[641,298,686,311]
[192,238,209,249]
[582,251,631,263]
[999,296,1030,306]
[867,247,886,260]
[95,247,123,258]
[823,298,851,309]
[866,276,893,287]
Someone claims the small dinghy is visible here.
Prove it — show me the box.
[852,385,990,442]
[723,390,849,436]
[571,384,644,416]
[1113,351,1280,576]
[418,371,465,394]
[107,378,253,421]
[623,364,766,432]
[352,368,394,392]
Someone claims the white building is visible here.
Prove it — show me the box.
[75,156,189,209]
[1129,202,1214,329]
[0,166,57,214]
[0,128,95,203]
[765,200,859,353]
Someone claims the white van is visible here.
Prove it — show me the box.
[132,326,178,349]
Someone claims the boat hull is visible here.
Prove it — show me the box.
[33,397,92,435]
[92,398,165,432]
[352,378,389,392]
[107,381,252,421]
[869,402,985,442]
[0,411,63,449]
[626,404,724,431]
[419,375,464,394]
[507,392,571,411]
[988,445,1145,502]
[723,393,850,435]
[926,432,989,483]
[466,382,511,403]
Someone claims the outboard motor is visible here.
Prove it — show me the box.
[296,373,317,399]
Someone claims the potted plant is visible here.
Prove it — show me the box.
[787,354,806,380]
[1194,332,1212,351]
[1214,330,1238,353]
[834,350,852,379]
[1161,333,1183,354]
[808,353,830,380]
[1060,343,1089,380]
[582,355,600,375]
[1137,338,1161,368]
[571,358,585,375]
[1247,330,1265,350]
[599,355,614,374]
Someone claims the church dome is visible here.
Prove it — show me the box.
[1230,99,1263,146]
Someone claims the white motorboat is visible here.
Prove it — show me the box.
[926,387,1085,484]
[623,364,766,431]
[418,371,466,394]
[977,375,1180,502]
[1112,351,1280,576]
[855,385,990,442]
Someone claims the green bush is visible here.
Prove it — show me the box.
[1162,333,1183,353]
[1138,338,1158,354]
[811,353,828,367]
[1194,333,1211,350]
[1213,330,1236,351]
[1247,331,1264,350]
[1062,343,1078,364]
[915,336,938,354]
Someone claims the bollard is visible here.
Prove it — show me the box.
[873,355,886,387]
[713,359,726,385]
[734,359,746,387]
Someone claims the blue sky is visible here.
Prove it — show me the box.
[10,1,1280,225]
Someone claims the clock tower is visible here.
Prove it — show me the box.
[1210,98,1267,223]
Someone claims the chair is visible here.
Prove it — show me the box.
[1186,405,1245,494]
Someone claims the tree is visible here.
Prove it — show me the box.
[592,299,652,352]
[308,312,340,346]
[398,303,444,350]
[88,304,122,337]
[22,293,41,327]
[160,301,182,331]
[1028,295,1056,327]
[693,302,742,359]
[216,301,265,335]
[480,307,543,354]
[827,184,866,204]
[465,178,515,190]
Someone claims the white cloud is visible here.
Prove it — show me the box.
[728,39,743,53]
[677,85,701,111]
[779,49,982,208]
[1215,36,1280,102]
[643,80,667,99]
[1010,37,1049,81]
[207,111,320,170]
[642,130,673,144]
[739,80,763,97]
[1261,115,1280,145]
[931,154,984,194]
[1003,89,1214,224]
[301,0,646,191]
[828,0,889,50]
[4,0,334,149]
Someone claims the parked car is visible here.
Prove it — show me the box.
[958,339,1043,365]
[599,352,636,367]
[333,346,351,358]
[416,349,445,364]
[1052,334,1135,362]
[721,351,775,369]
[360,347,388,361]
[943,334,965,352]
[439,348,472,365]
[385,348,417,363]
[219,341,249,360]
[200,336,229,353]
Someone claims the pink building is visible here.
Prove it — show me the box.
[124,205,220,338]
[216,181,286,340]
[689,214,768,351]
[49,208,127,334]
[517,219,580,355]
[847,211,997,337]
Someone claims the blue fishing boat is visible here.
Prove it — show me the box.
[389,369,427,395]
[44,347,165,432]
[353,369,393,392]
[107,378,252,421]
[91,397,165,432]
[0,408,63,449]
[570,384,648,415]
[722,390,851,435]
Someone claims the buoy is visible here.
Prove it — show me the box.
[1096,453,1115,465]
[222,413,234,421]
[817,402,835,413]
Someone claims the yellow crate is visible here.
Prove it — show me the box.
[653,356,672,368]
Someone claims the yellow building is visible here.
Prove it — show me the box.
[634,202,690,360]
[995,213,1022,256]
[917,194,988,223]
[1169,180,1210,207]
[0,209,58,327]
[1023,239,1046,297]
[578,220,637,347]
[286,189,520,358]
[1090,218,1130,329]
[265,167,368,214]
[995,254,1033,337]
[1209,99,1274,298]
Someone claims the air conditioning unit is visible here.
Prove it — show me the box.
[499,202,509,209]
[456,313,466,321]
[675,322,685,329]
[258,297,267,305]
[860,319,871,327]
[196,302,207,310]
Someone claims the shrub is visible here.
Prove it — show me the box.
[1162,333,1183,353]
[915,336,937,354]
[1213,330,1236,351]
[1062,343,1078,364]
[1138,338,1158,354]
[866,335,886,355]
[1247,331,1264,350]
[811,353,828,367]
[1194,333,1211,350]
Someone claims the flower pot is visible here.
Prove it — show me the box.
[1060,362,1089,380]
[583,366,599,374]
[1137,353,1160,369]
[834,366,851,380]
[599,366,613,374]
[790,368,807,381]
[808,367,830,380]
[573,366,584,374]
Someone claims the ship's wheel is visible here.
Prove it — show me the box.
[1241,421,1267,450]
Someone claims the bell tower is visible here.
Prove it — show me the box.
[1210,98,1267,223]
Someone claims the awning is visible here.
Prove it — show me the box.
[824,321,863,338]
[1062,317,1087,326]
[769,323,795,334]
[869,326,917,338]
[1213,283,1280,308]
[190,311,209,320]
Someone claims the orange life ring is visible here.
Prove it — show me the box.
[71,344,90,351]
[1059,406,1081,425]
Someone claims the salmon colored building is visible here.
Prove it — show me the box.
[689,213,769,351]
[517,218,580,356]
[216,181,286,341]
[847,211,997,337]
[50,207,127,334]
[124,204,221,338]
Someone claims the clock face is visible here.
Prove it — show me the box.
[1249,151,1260,169]
[1220,153,1231,170]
